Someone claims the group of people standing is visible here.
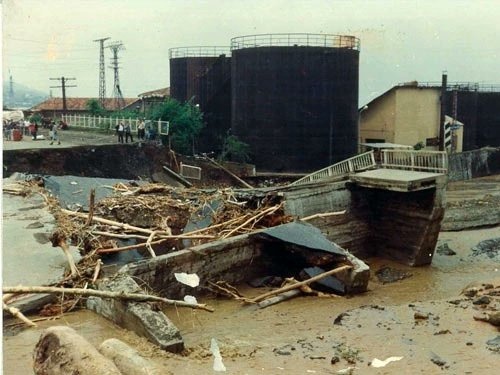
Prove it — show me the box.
[116,119,148,143]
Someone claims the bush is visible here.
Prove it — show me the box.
[86,99,106,116]
[219,135,251,163]
[148,98,204,154]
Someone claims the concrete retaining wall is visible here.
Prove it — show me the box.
[282,180,372,257]
[123,234,264,300]
[448,147,500,181]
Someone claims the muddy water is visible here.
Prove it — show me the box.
[3,227,499,374]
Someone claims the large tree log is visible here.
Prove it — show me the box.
[34,326,121,375]
[249,265,352,303]
[99,338,164,375]
[3,286,214,312]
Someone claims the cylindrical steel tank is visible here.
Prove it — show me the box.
[169,47,232,153]
[230,33,360,172]
[169,46,230,105]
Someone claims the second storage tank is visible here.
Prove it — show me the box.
[230,33,360,172]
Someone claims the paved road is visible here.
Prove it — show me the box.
[3,128,120,151]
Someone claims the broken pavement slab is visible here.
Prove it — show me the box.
[86,273,184,353]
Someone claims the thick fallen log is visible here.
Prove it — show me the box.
[249,265,352,303]
[99,338,162,375]
[3,286,214,312]
[34,326,121,375]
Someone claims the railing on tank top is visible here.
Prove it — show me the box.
[289,151,376,186]
[380,150,448,173]
[230,33,360,51]
[168,46,231,58]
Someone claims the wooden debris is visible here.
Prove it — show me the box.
[85,188,95,226]
[249,265,352,303]
[61,209,170,237]
[257,290,302,309]
[301,210,346,221]
[145,231,158,257]
[92,260,102,283]
[3,286,215,312]
[3,301,37,327]
[208,281,250,302]
[204,156,253,189]
[49,231,80,277]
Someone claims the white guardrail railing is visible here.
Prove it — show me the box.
[289,149,448,186]
[290,151,376,186]
[61,114,170,135]
[381,150,448,173]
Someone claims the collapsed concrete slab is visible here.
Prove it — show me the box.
[86,274,184,353]
[123,221,370,300]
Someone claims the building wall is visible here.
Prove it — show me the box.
[360,86,465,152]
[359,89,396,144]
[394,87,441,149]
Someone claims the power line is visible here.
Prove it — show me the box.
[94,37,110,108]
[49,77,77,112]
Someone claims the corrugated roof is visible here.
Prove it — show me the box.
[138,87,170,98]
[30,97,140,111]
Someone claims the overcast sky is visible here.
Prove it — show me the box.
[2,0,499,105]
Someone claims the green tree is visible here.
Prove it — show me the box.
[219,134,251,163]
[29,113,42,124]
[148,98,204,154]
[86,99,105,116]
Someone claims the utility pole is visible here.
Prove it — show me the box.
[49,77,77,112]
[107,41,125,110]
[439,72,447,151]
[94,37,110,109]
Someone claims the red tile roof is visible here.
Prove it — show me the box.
[138,87,170,98]
[30,97,140,111]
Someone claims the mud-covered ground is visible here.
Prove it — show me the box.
[3,132,500,373]
[3,176,500,374]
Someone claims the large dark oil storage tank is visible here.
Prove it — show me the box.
[169,46,230,105]
[445,86,500,150]
[169,47,232,152]
[230,33,360,172]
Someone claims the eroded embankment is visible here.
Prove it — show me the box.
[2,144,245,187]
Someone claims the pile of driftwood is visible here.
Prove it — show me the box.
[3,180,294,326]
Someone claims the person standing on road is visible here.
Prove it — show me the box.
[31,122,38,140]
[49,122,61,145]
[137,119,145,141]
[124,122,133,143]
[116,122,124,143]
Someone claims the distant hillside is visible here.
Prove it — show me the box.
[3,81,49,110]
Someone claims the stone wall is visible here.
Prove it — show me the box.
[448,147,500,181]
